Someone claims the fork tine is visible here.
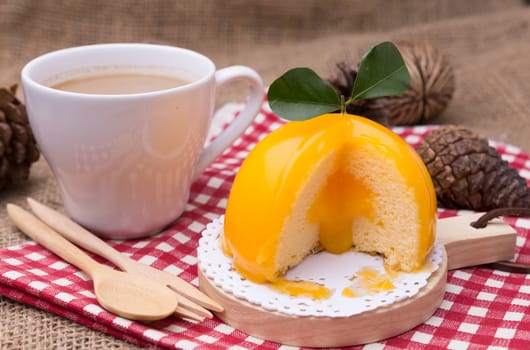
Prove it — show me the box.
[166,280,224,312]
[174,305,205,322]
[173,291,213,319]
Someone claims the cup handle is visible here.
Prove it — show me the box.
[192,65,264,180]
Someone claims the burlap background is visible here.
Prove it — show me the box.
[1,1,529,349]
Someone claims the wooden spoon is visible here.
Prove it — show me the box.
[6,204,178,321]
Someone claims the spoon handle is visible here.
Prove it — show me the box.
[6,204,101,278]
[27,198,131,270]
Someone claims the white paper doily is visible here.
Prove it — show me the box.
[198,216,443,317]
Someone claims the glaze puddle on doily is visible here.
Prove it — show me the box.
[198,216,443,318]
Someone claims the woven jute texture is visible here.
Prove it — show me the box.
[1,1,529,349]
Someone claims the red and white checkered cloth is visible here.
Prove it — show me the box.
[1,99,530,350]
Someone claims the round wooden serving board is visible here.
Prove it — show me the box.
[199,213,516,347]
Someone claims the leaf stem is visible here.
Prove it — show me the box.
[340,95,345,115]
[344,96,354,107]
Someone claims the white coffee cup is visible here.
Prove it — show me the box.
[21,43,264,239]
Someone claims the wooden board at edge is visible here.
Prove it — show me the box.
[198,248,448,348]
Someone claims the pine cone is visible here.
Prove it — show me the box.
[329,41,455,126]
[416,125,530,211]
[0,85,40,191]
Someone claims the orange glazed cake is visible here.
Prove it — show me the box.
[221,114,437,284]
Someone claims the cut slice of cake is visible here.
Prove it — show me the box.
[222,114,437,283]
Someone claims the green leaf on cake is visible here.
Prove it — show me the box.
[350,41,410,101]
[267,41,410,121]
[268,68,341,121]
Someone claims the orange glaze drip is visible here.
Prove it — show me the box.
[342,267,395,297]
[270,279,332,300]
[308,149,374,254]
[356,267,395,291]
[341,287,358,298]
